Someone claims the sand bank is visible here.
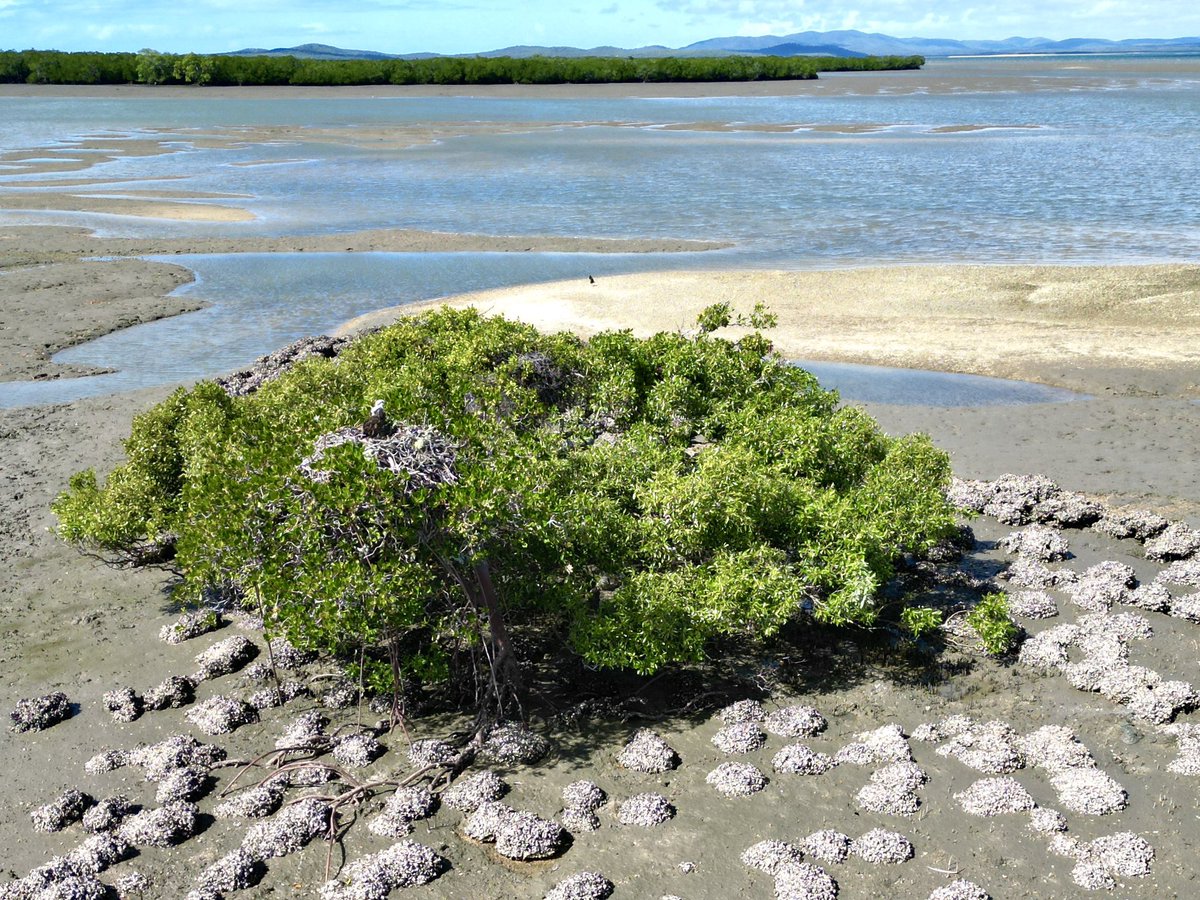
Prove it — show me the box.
[342,266,1200,393]
[1,137,207,179]
[0,258,198,382]
[0,191,256,222]
[0,225,725,268]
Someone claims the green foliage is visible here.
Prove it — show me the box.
[0,50,137,84]
[966,592,1019,655]
[697,301,779,334]
[136,48,172,85]
[696,302,734,334]
[173,53,214,85]
[54,309,955,697]
[746,302,779,330]
[52,385,207,552]
[0,50,925,87]
[899,605,942,638]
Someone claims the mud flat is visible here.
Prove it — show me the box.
[3,384,1200,898]
[3,263,1200,898]
[0,258,199,382]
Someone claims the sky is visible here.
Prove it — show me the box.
[1,0,1196,55]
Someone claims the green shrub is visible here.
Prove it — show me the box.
[966,592,1019,655]
[696,300,778,334]
[900,606,943,638]
[54,308,956,704]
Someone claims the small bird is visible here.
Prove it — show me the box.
[362,399,390,438]
[588,275,595,285]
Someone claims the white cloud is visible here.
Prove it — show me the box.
[81,21,163,44]
[659,0,816,16]
[3,0,1200,53]
[0,0,32,18]
[655,0,1200,40]
[736,20,797,36]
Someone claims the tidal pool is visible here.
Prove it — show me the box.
[794,359,1084,407]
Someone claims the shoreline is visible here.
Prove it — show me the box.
[3,259,1200,896]
[339,264,1200,396]
[0,225,727,262]
[4,225,1198,397]
[0,77,919,101]
[0,257,199,382]
[0,224,725,382]
[5,59,1200,898]
[0,59,1185,100]
[5,222,1198,392]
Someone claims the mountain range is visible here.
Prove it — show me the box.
[229,32,1200,61]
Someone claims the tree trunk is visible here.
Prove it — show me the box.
[472,559,523,696]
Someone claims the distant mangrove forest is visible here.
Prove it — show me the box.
[0,49,924,86]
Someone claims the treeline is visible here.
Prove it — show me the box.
[0,49,923,87]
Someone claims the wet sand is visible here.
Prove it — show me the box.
[343,266,1200,388]
[3,377,1200,897]
[0,257,199,382]
[0,225,724,266]
[0,191,256,221]
[2,82,1200,889]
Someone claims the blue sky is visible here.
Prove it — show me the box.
[1,0,1195,54]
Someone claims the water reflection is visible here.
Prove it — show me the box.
[794,359,1084,406]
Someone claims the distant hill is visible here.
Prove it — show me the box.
[225,42,854,60]
[472,45,674,59]
[226,43,407,60]
[681,31,1200,57]
[753,43,868,58]
[228,33,1200,61]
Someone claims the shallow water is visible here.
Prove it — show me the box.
[1,56,1197,404]
[0,251,693,407]
[794,359,1084,406]
[3,57,1197,264]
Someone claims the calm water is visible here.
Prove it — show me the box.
[794,360,1083,406]
[1,56,1196,405]
[0,252,691,406]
